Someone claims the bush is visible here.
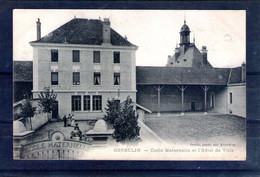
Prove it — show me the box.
[19,99,36,130]
[112,96,140,143]
[38,87,57,113]
[104,98,121,124]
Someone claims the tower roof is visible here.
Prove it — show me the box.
[180,20,190,33]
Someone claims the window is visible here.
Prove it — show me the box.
[51,50,58,62]
[51,72,58,85]
[93,51,100,63]
[113,51,120,63]
[114,73,120,85]
[72,96,81,111]
[229,92,232,104]
[93,95,102,111]
[84,96,91,111]
[94,72,101,85]
[73,50,80,62]
[73,72,80,85]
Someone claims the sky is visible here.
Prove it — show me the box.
[13,10,245,68]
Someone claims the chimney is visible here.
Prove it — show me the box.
[241,62,246,82]
[201,46,208,66]
[36,18,41,40]
[102,18,111,44]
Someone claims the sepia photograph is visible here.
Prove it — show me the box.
[13,9,246,160]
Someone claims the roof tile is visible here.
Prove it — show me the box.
[31,18,136,47]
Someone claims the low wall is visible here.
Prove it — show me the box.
[22,112,48,131]
[137,109,145,123]
[13,99,48,132]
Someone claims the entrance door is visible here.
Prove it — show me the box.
[52,101,58,119]
[191,101,196,111]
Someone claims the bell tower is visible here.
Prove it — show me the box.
[179,19,191,50]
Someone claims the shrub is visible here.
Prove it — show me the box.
[112,96,140,143]
[19,99,36,130]
[38,87,57,113]
[104,98,121,124]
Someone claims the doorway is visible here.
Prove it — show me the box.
[52,101,59,119]
[210,93,215,108]
[191,101,196,111]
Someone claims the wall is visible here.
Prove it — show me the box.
[227,84,246,118]
[52,91,136,120]
[23,112,48,131]
[137,85,215,112]
[33,46,136,91]
[13,99,48,132]
[212,86,227,114]
[32,44,137,120]
[137,109,145,123]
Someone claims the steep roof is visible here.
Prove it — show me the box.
[136,66,230,85]
[229,66,245,84]
[31,18,136,47]
[13,61,33,82]
[167,45,212,68]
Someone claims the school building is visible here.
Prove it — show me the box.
[14,17,246,119]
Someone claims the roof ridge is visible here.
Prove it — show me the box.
[31,18,136,47]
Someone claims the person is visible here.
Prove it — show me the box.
[74,127,82,140]
[74,123,79,130]
[70,124,82,140]
[67,114,72,126]
[63,115,67,127]
[71,114,76,127]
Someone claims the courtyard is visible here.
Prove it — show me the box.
[24,120,114,144]
[144,113,246,146]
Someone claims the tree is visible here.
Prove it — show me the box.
[38,87,57,139]
[113,96,140,143]
[38,87,57,114]
[19,99,36,131]
[104,98,121,124]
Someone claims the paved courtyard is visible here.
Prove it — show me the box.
[144,113,246,145]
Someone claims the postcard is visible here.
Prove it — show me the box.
[13,9,246,160]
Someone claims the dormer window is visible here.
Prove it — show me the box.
[184,59,187,62]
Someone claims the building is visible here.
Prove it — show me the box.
[136,20,246,117]
[13,17,245,119]
[166,20,212,68]
[29,18,138,119]
[13,61,33,102]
